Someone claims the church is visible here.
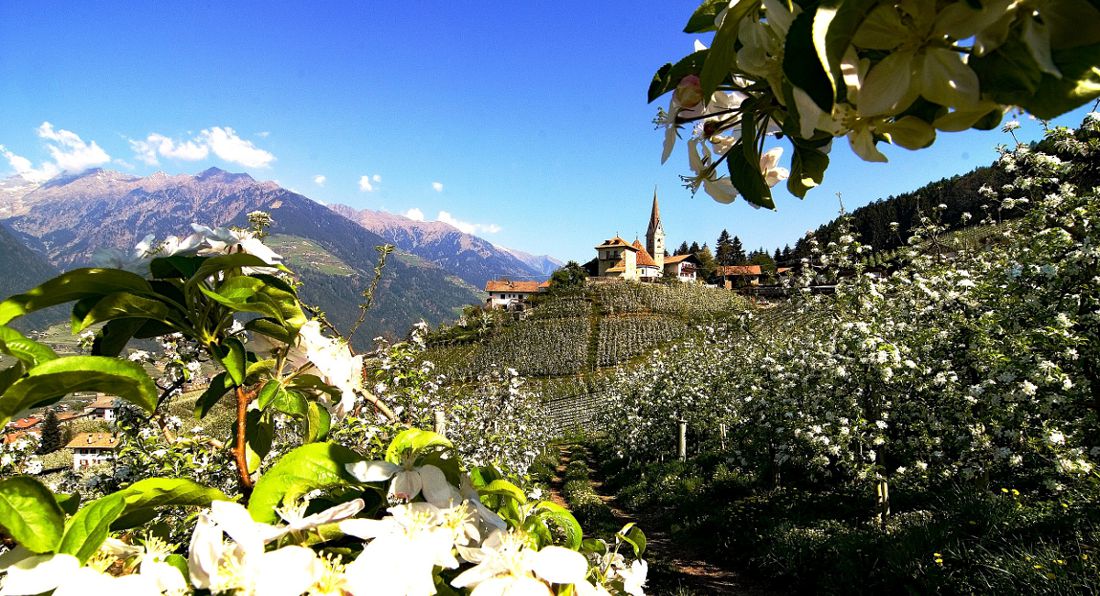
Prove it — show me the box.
[590,192,699,283]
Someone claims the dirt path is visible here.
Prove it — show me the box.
[548,445,773,595]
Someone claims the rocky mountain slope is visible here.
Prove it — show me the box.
[329,204,559,288]
[0,168,481,346]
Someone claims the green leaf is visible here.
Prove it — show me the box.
[811,0,878,105]
[54,492,81,516]
[306,401,331,442]
[1,356,157,427]
[787,141,830,198]
[110,478,227,531]
[91,318,147,357]
[248,442,362,523]
[728,141,775,210]
[479,479,527,504]
[288,374,340,398]
[164,554,190,583]
[784,9,835,113]
[198,277,305,331]
[58,493,126,563]
[70,292,172,334]
[1020,43,1100,119]
[531,501,583,550]
[0,476,65,553]
[257,379,286,411]
[149,255,207,280]
[648,50,709,103]
[244,317,293,345]
[0,362,25,398]
[385,428,453,465]
[617,523,647,558]
[214,336,247,386]
[699,0,757,98]
[971,37,1045,106]
[684,0,729,33]
[0,268,152,326]
[0,324,58,368]
[185,253,281,290]
[195,372,232,419]
[245,410,274,474]
[59,478,225,563]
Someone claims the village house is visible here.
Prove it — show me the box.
[592,192,699,283]
[83,394,118,422]
[484,279,543,310]
[716,265,763,288]
[66,432,118,470]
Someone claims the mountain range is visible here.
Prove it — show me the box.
[329,205,560,289]
[0,167,558,347]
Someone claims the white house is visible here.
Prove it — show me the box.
[83,395,117,422]
[485,280,543,310]
[67,432,118,470]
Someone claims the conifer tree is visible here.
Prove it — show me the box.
[730,236,746,264]
[37,409,62,454]
[689,241,700,254]
[675,241,689,256]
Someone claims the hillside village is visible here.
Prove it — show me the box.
[484,192,789,310]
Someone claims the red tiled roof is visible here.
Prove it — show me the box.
[10,417,40,430]
[716,265,762,276]
[631,240,657,267]
[485,280,541,293]
[66,433,119,450]
[537,281,551,289]
[85,395,116,410]
[664,254,691,264]
[777,267,792,274]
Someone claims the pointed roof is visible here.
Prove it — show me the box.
[647,188,662,233]
[631,239,658,267]
[595,236,637,250]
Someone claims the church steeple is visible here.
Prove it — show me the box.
[646,187,665,270]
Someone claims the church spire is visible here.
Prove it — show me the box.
[646,187,665,270]
[647,186,661,233]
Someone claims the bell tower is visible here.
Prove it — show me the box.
[646,188,665,270]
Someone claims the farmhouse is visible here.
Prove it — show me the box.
[592,192,698,283]
[716,265,763,288]
[66,432,119,470]
[83,394,118,422]
[485,279,543,310]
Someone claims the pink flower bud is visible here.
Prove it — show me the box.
[674,75,703,108]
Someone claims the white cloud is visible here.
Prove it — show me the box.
[0,144,59,183]
[436,210,501,235]
[200,126,275,168]
[130,133,210,165]
[36,122,111,173]
[256,131,271,138]
[431,181,444,192]
[129,126,274,168]
[359,173,381,192]
[404,207,425,221]
[313,174,326,187]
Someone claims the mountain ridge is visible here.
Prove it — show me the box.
[329,204,560,289]
[0,167,481,346]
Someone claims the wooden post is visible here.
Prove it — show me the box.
[678,419,687,462]
[876,477,890,531]
[434,410,447,438]
[719,423,727,450]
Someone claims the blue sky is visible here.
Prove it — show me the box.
[0,1,1093,264]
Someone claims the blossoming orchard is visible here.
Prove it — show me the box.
[1,1,1099,594]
